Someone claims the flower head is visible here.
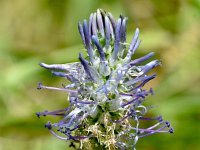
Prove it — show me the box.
[36,9,173,150]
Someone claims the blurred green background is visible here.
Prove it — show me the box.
[0,0,200,150]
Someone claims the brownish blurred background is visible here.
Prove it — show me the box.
[0,0,199,150]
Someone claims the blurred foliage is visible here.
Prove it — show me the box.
[0,0,200,150]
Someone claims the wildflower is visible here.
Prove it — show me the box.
[36,9,173,150]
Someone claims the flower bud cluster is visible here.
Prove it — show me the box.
[36,9,173,150]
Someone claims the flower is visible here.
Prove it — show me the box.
[36,9,173,150]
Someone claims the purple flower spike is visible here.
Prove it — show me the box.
[36,9,173,150]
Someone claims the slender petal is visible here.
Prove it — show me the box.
[128,52,155,67]
[79,52,93,80]
[83,20,94,62]
[124,28,140,62]
[112,18,122,61]
[37,82,77,93]
[140,60,161,75]
[78,22,86,46]
[52,71,68,77]
[127,39,141,62]
[92,35,106,61]
[120,17,128,43]
[92,13,97,36]
[97,9,105,37]
[40,62,72,70]
[105,15,111,48]
[108,12,116,30]
[52,71,78,83]
[129,28,140,51]
[118,17,128,58]
[125,73,156,86]
[88,13,93,38]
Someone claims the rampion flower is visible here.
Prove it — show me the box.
[36,9,173,150]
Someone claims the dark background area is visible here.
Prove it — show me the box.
[0,0,199,150]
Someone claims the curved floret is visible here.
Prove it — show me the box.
[36,9,173,150]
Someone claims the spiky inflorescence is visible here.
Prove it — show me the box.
[36,9,173,150]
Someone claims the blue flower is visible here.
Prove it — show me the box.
[36,9,173,150]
